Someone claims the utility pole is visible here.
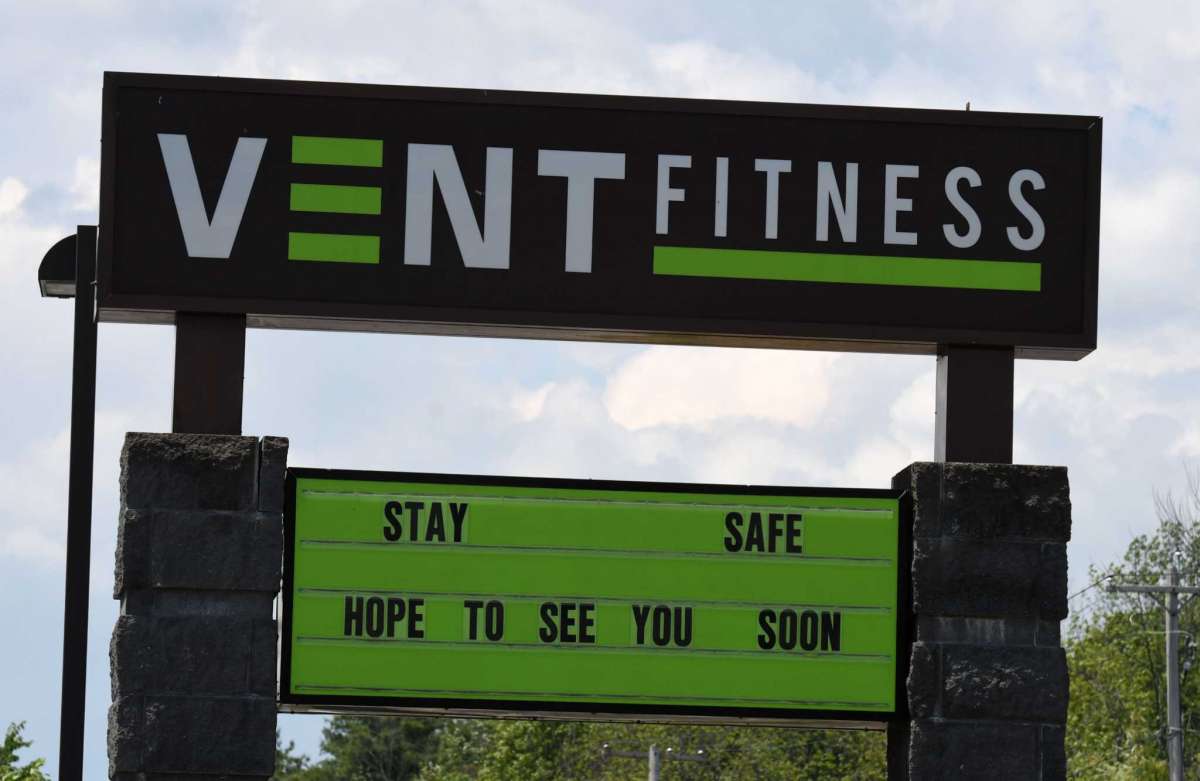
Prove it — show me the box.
[1109,551,1200,781]
[602,742,706,780]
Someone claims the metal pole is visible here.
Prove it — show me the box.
[1109,554,1200,780]
[172,312,246,434]
[1168,554,1183,781]
[934,345,1015,464]
[57,226,97,781]
[648,744,659,781]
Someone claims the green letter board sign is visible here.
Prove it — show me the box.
[281,469,905,724]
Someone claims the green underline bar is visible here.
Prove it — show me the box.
[288,232,380,264]
[290,183,381,215]
[653,246,1041,292]
[292,135,383,167]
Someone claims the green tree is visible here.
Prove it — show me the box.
[0,722,50,781]
[419,719,886,780]
[271,730,312,780]
[289,716,441,781]
[1066,471,1200,779]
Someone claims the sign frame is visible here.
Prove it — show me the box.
[279,467,912,727]
[98,71,1101,360]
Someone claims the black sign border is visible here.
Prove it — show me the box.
[279,467,911,727]
[99,71,1100,360]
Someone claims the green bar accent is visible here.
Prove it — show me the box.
[653,246,1041,292]
[292,135,383,167]
[290,183,382,215]
[288,232,379,264]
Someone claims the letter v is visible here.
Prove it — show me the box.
[157,134,267,258]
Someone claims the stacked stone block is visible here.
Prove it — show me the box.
[108,433,287,780]
[889,462,1072,780]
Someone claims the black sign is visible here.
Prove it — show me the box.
[99,72,1101,358]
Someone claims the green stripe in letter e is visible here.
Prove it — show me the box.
[292,136,384,167]
[288,136,385,263]
[290,183,382,215]
[288,232,380,264]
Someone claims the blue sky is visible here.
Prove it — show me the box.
[3,1,1200,776]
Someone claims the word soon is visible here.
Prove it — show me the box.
[757,609,842,651]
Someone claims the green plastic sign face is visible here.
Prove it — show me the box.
[281,470,903,724]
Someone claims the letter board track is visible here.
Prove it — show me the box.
[281,469,905,724]
[100,72,1100,359]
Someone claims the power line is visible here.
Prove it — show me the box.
[1069,574,1114,602]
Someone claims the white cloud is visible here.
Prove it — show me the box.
[842,436,921,488]
[647,41,835,103]
[1101,170,1200,293]
[604,346,835,431]
[0,177,29,216]
[511,382,555,422]
[0,426,69,567]
[889,369,936,455]
[69,156,100,214]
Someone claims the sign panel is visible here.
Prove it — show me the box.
[100,72,1100,358]
[281,469,904,724]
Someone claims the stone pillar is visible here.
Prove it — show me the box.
[889,462,1071,780]
[109,433,288,780]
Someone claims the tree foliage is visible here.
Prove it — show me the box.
[1066,469,1200,779]
[272,730,312,780]
[421,719,887,779]
[273,716,441,780]
[0,722,50,781]
[276,715,887,780]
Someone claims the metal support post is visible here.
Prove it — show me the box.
[1167,557,1184,781]
[57,226,97,781]
[1109,552,1200,781]
[601,742,705,779]
[935,344,1015,464]
[172,312,247,434]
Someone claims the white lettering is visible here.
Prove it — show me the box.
[943,166,982,249]
[655,154,691,235]
[404,144,513,269]
[815,161,858,243]
[537,150,625,272]
[157,134,266,259]
[884,164,919,246]
[714,156,729,238]
[1006,169,1046,251]
[754,159,791,240]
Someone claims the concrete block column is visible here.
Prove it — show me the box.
[889,462,1072,780]
[108,433,288,780]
